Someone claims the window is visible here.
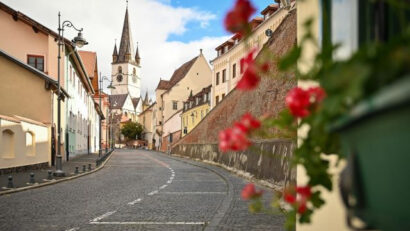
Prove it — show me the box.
[216,96,219,104]
[172,101,177,110]
[222,93,225,99]
[1,129,15,158]
[27,55,44,71]
[232,64,236,78]
[118,66,122,73]
[222,69,226,83]
[203,94,207,102]
[26,131,35,156]
[196,97,199,105]
[216,72,220,85]
[133,68,136,75]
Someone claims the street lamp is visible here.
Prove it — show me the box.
[55,12,88,177]
[99,74,115,157]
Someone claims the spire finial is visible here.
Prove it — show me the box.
[126,0,128,8]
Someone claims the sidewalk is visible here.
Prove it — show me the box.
[0,152,102,192]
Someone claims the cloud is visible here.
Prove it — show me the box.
[1,0,227,100]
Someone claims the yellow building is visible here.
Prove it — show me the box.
[211,2,291,107]
[181,85,211,137]
[153,49,212,150]
[0,49,69,170]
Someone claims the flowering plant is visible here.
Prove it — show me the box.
[222,0,410,229]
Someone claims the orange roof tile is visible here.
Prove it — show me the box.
[78,51,97,79]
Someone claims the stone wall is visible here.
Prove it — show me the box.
[171,10,297,189]
[173,139,295,188]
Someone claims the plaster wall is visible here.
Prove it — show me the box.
[0,118,50,169]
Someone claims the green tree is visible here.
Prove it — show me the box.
[121,121,143,140]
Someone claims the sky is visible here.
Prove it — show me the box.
[2,0,274,100]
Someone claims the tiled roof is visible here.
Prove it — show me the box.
[78,51,97,79]
[109,94,128,109]
[158,56,198,92]
[156,79,171,90]
[261,4,279,15]
[131,97,140,109]
[169,56,198,87]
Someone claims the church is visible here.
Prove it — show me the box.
[109,5,149,143]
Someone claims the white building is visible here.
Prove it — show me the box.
[65,50,101,158]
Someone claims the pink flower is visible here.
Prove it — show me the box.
[297,203,307,214]
[284,193,296,204]
[224,0,256,36]
[283,185,312,214]
[286,88,311,117]
[218,113,261,152]
[237,49,269,91]
[307,87,326,104]
[296,186,312,199]
[286,87,326,118]
[218,127,251,152]
[237,66,260,90]
[239,113,261,132]
[241,183,263,200]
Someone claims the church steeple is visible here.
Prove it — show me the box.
[112,41,118,63]
[117,7,134,63]
[135,42,140,66]
[111,3,141,100]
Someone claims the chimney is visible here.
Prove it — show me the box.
[200,48,203,55]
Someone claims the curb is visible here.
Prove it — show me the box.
[0,150,115,196]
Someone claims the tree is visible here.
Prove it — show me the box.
[121,121,143,140]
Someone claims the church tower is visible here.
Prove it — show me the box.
[111,6,141,99]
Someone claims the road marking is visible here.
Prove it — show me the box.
[148,190,159,196]
[90,211,117,222]
[159,184,167,189]
[65,227,80,231]
[160,192,226,195]
[127,198,142,205]
[90,221,206,225]
[167,180,172,184]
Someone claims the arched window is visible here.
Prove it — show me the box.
[26,131,35,156]
[133,68,136,75]
[1,129,15,158]
[118,66,122,74]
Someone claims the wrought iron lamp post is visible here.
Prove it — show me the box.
[55,12,88,177]
[98,74,115,157]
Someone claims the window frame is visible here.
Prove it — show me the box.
[27,54,45,72]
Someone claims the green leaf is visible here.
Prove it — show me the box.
[310,191,325,208]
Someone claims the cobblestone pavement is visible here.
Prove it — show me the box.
[0,149,285,231]
[0,152,103,191]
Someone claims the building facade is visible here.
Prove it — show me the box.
[0,49,68,169]
[181,85,211,137]
[153,50,212,151]
[0,2,102,170]
[211,3,289,107]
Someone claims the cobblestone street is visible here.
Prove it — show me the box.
[0,149,285,231]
